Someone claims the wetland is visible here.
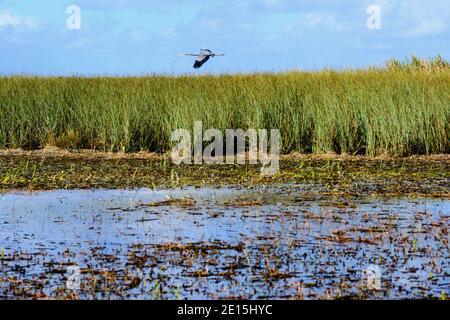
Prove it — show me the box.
[0,150,449,300]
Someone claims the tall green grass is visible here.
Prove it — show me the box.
[0,57,449,156]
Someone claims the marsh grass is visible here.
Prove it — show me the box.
[0,57,448,156]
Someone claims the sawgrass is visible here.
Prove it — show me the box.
[0,56,448,156]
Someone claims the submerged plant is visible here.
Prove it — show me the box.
[173,286,180,300]
[154,280,160,300]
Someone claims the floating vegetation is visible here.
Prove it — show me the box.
[0,151,448,197]
[144,196,196,208]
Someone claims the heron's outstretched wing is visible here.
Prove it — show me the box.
[200,49,212,55]
[194,55,210,69]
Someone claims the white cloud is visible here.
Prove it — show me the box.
[372,0,450,37]
[285,12,349,34]
[400,18,446,37]
[0,10,39,32]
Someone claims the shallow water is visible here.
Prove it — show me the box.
[0,186,449,300]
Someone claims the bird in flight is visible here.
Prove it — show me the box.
[182,49,225,69]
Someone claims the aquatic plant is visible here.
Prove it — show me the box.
[0,57,448,156]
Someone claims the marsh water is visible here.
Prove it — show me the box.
[0,186,449,300]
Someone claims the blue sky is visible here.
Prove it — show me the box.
[0,0,449,75]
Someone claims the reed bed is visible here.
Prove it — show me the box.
[0,57,449,156]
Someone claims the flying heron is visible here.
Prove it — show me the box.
[182,49,225,69]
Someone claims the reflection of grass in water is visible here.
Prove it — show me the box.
[0,56,448,156]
